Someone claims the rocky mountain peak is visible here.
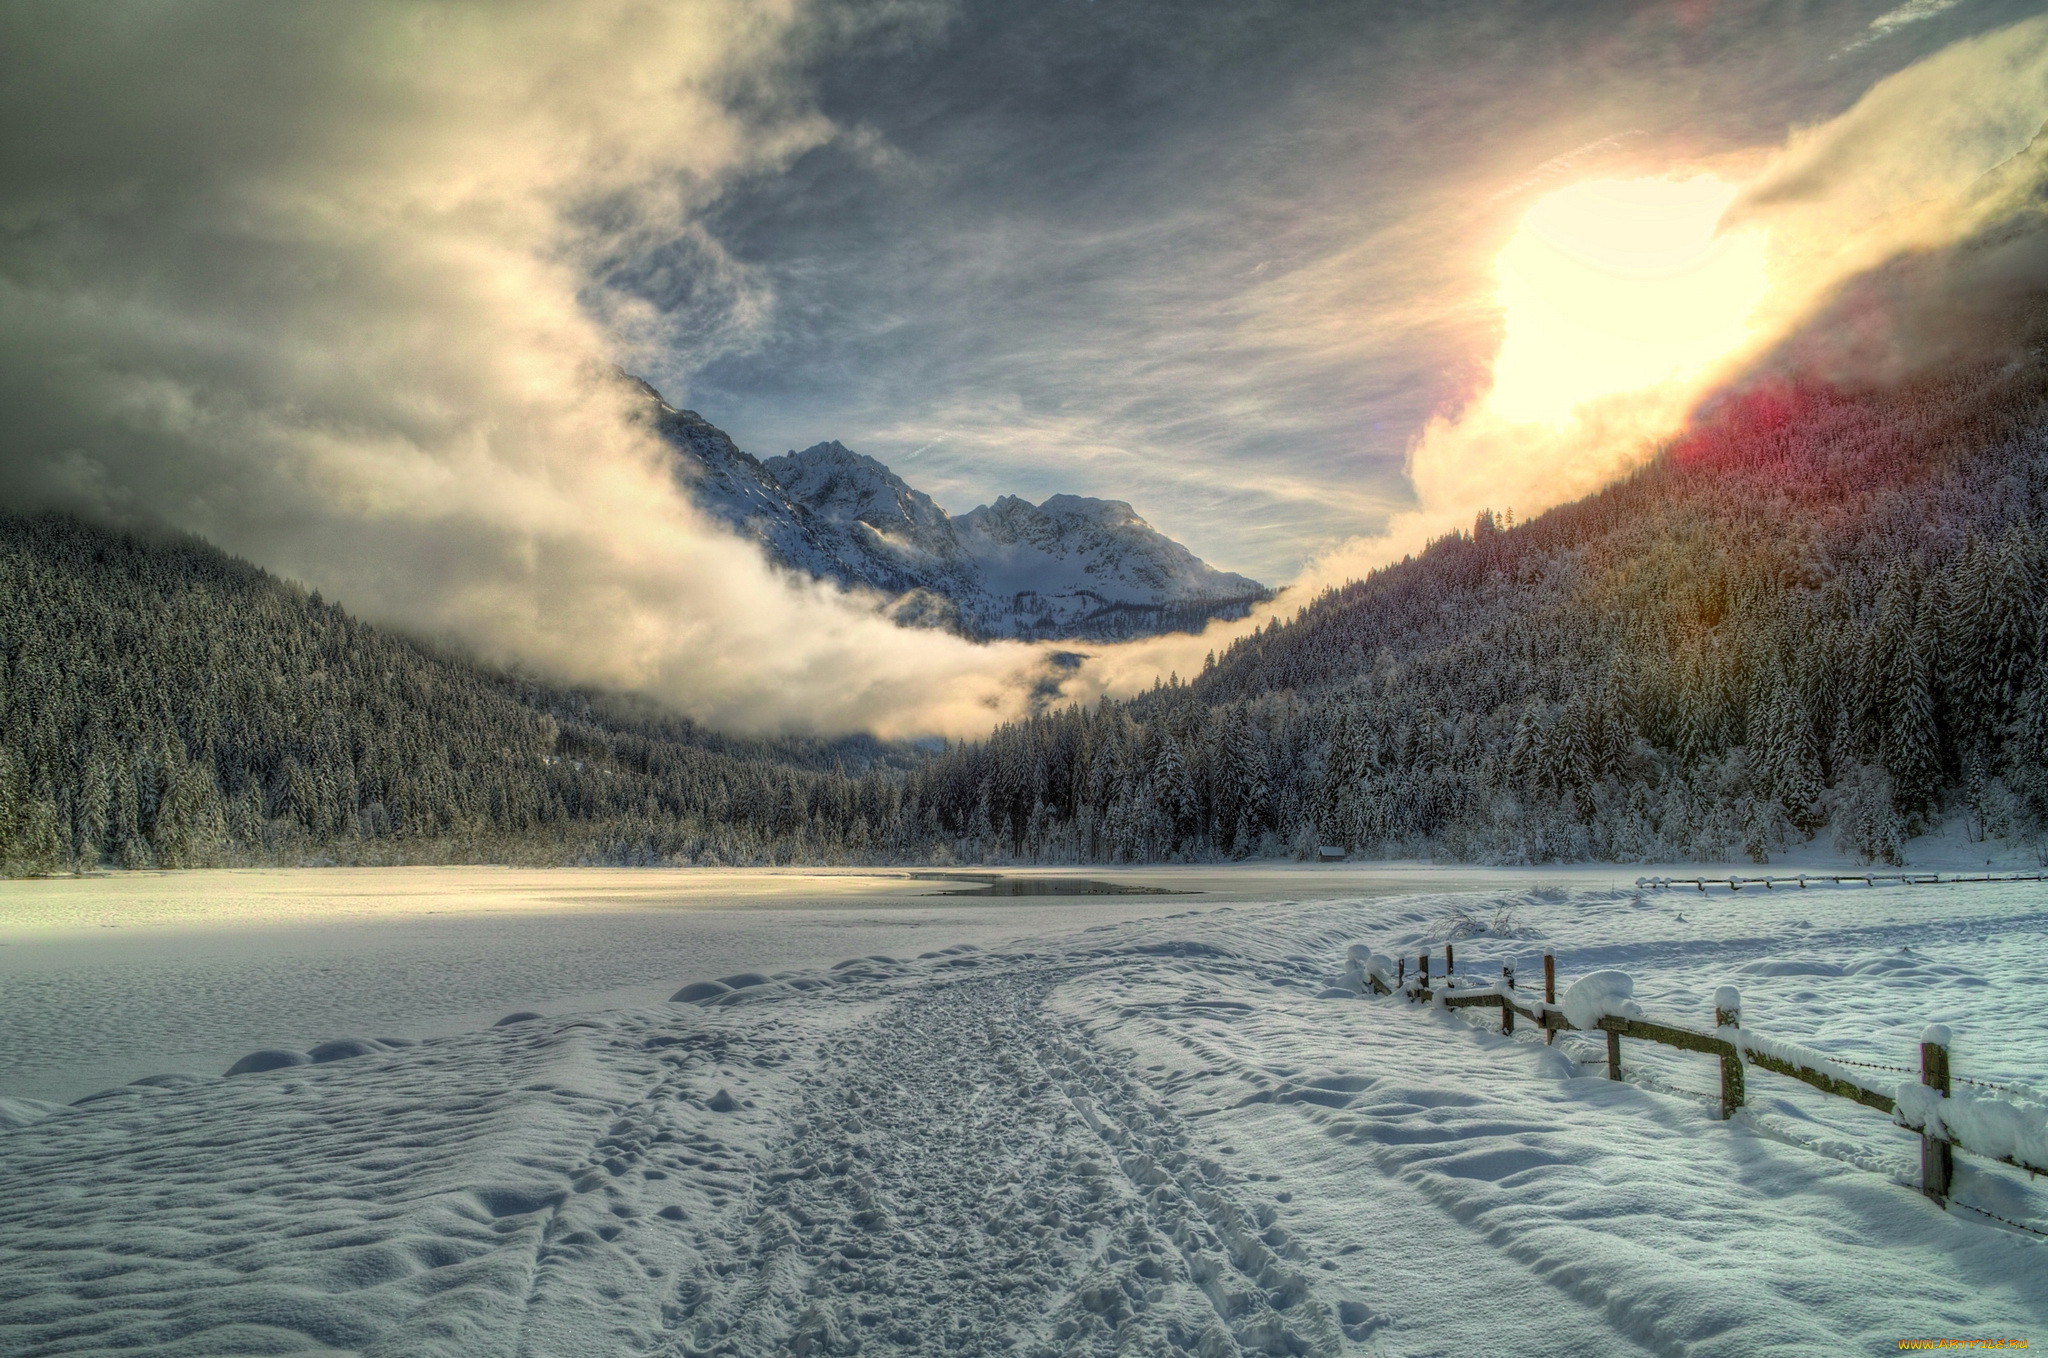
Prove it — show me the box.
[623,375,1268,642]
[764,442,953,542]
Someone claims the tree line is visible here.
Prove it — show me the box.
[7,347,2048,873]
[0,513,948,873]
[898,355,2048,866]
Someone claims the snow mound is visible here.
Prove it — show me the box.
[0,1095,65,1128]
[1736,959,1845,978]
[1896,1083,2048,1170]
[1843,951,1986,986]
[225,1048,308,1076]
[493,1011,543,1026]
[71,1087,149,1106]
[309,1038,386,1064]
[1560,970,1644,1029]
[671,981,731,1003]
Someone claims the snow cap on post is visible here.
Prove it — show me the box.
[1921,1023,1951,1047]
[1713,986,1741,1013]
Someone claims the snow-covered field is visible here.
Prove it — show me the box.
[1,868,2043,1355]
[0,865,1616,1106]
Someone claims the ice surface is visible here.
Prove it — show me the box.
[2,868,2044,1354]
[0,866,1241,1103]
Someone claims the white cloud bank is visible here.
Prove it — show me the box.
[0,1,1054,738]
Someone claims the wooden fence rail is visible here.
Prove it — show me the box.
[1351,946,2045,1208]
[1637,871,2046,892]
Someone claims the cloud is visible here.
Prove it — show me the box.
[5,3,2044,741]
[1064,15,2048,698]
[1736,15,2048,320]
[1274,16,2048,602]
[669,0,2029,589]
[1844,0,1973,55]
[0,1,1055,738]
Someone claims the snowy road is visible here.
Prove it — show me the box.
[2,884,2044,1355]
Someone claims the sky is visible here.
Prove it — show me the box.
[661,0,2045,582]
[1,0,2045,736]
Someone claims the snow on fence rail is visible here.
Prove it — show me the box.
[1342,942,2048,1210]
[1637,870,2047,892]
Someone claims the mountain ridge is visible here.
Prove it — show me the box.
[632,379,1269,642]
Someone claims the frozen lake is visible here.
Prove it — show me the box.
[0,863,1637,1103]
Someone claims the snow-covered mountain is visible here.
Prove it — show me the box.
[629,377,1268,642]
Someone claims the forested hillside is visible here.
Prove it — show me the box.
[0,514,936,873]
[11,335,2048,873]
[902,349,2048,866]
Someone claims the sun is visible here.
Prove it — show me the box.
[1485,177,1770,425]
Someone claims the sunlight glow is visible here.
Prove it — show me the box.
[1486,177,1770,424]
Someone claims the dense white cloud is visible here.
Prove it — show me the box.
[0,1,1056,737]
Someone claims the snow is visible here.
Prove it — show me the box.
[0,866,1221,1105]
[224,1048,309,1075]
[647,382,1266,639]
[0,1097,62,1130]
[2,867,2045,1353]
[1897,1082,2048,1169]
[1560,968,1644,1028]
[1721,1026,1893,1100]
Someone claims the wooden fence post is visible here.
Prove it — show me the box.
[1446,942,1455,975]
[1920,1025,1953,1205]
[1396,957,1405,987]
[1501,963,1515,1035]
[1543,953,1557,1045]
[1714,986,1745,1120]
[1605,1026,1622,1080]
[1419,951,1430,991]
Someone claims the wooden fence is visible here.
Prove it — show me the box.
[1353,943,2045,1211]
[1637,871,2046,892]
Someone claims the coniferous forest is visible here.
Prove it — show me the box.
[0,513,932,873]
[7,342,2048,873]
[919,352,2048,867]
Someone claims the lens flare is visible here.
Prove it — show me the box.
[1487,177,1769,424]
